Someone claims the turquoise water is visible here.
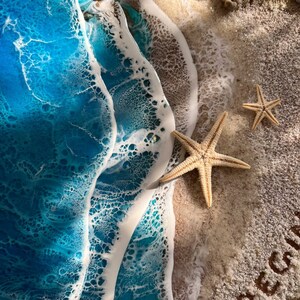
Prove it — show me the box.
[0,0,179,299]
[0,0,115,298]
[115,198,167,300]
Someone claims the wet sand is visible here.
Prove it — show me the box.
[154,0,300,299]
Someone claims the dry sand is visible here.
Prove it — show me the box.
[154,0,300,299]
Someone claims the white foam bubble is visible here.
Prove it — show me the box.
[68,1,117,299]
[140,0,198,137]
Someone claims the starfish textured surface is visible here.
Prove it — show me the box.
[160,112,250,207]
[243,85,281,130]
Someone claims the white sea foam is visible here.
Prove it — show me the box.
[68,1,117,299]
[135,1,199,298]
[84,2,175,299]
[103,128,153,170]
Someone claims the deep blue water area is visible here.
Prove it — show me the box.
[0,0,115,298]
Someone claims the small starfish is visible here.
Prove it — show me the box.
[160,112,250,208]
[243,85,281,130]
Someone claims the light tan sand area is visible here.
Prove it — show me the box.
[154,0,300,299]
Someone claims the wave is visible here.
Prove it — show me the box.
[79,1,175,298]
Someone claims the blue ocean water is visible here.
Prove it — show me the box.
[0,0,182,299]
[0,0,115,298]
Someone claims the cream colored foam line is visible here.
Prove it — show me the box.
[69,1,117,299]
[141,0,198,137]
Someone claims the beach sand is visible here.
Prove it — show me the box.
[154,0,300,299]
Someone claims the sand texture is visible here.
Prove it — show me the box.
[154,0,300,299]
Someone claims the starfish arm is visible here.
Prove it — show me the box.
[197,163,213,208]
[242,103,262,111]
[256,84,266,105]
[265,110,280,125]
[211,153,251,169]
[160,156,198,183]
[172,130,200,155]
[266,99,281,110]
[252,111,265,130]
[202,111,228,151]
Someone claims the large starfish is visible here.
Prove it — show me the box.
[160,112,250,207]
[243,85,281,130]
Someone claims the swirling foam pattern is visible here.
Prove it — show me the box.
[115,1,198,299]
[0,0,115,298]
[79,1,175,299]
